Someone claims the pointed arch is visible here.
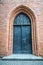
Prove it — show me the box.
[7,5,38,56]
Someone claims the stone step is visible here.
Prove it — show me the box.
[0,54,43,65]
[0,60,43,65]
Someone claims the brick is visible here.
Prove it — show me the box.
[0,0,43,57]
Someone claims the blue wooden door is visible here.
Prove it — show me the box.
[13,13,32,54]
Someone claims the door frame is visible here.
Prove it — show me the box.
[7,5,38,56]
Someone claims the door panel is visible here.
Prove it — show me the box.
[13,26,21,53]
[22,26,32,54]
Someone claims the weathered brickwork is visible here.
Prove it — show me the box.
[0,0,43,57]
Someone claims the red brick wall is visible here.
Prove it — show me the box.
[0,0,43,57]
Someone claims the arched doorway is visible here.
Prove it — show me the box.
[8,5,37,56]
[13,12,32,54]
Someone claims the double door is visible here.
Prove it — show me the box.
[13,25,32,54]
[13,13,32,54]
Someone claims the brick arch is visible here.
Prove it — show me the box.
[7,5,38,56]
